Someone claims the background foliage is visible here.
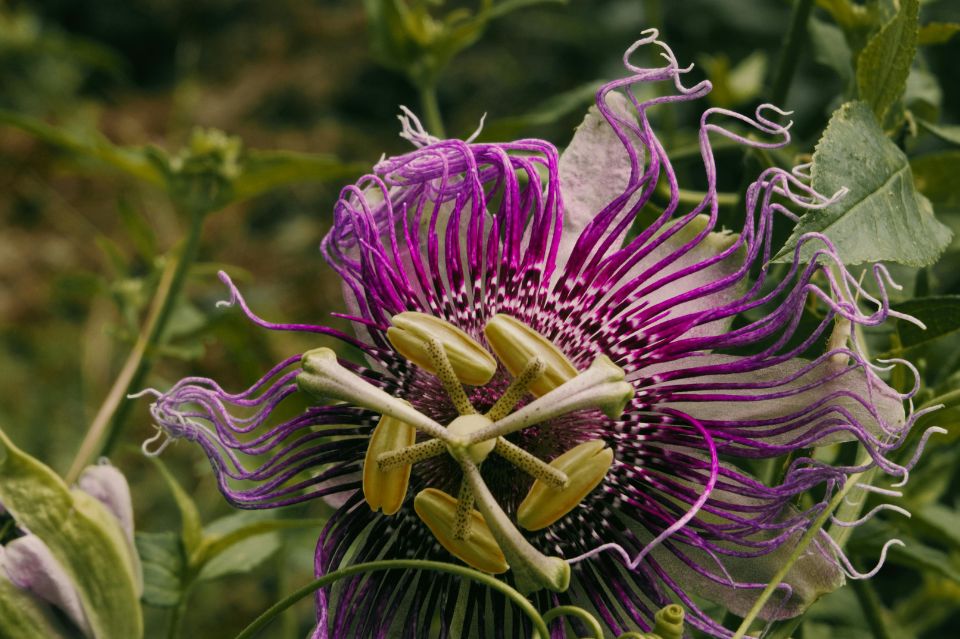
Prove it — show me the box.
[1,0,959,637]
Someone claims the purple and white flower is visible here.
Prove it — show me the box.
[147,32,936,638]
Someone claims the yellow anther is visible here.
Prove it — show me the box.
[387,312,497,386]
[484,314,578,397]
[446,414,496,464]
[362,414,416,515]
[517,440,614,531]
[414,488,508,574]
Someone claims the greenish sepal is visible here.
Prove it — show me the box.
[0,572,71,639]
[0,427,143,639]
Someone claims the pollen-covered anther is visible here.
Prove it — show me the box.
[362,413,416,515]
[517,440,614,531]
[413,488,508,574]
[484,314,578,397]
[387,312,497,386]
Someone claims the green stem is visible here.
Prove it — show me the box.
[918,387,960,412]
[769,0,816,106]
[542,606,604,639]
[232,560,550,639]
[732,460,869,639]
[850,579,895,639]
[66,209,206,480]
[167,593,190,639]
[418,83,446,139]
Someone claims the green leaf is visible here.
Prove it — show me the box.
[810,16,854,86]
[883,542,960,583]
[912,504,960,550]
[0,575,71,639]
[918,120,960,146]
[856,0,919,121]
[147,457,204,558]
[193,511,324,570]
[234,150,366,203]
[892,296,960,350]
[904,68,943,122]
[773,101,952,267]
[0,428,143,639]
[918,22,960,45]
[196,531,281,582]
[0,109,163,185]
[481,81,600,139]
[135,531,185,608]
[912,151,960,212]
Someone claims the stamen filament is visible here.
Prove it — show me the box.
[459,458,570,594]
[493,438,568,489]
[486,357,546,421]
[469,356,633,444]
[298,348,450,442]
[453,481,475,541]
[425,336,476,415]
[377,438,446,472]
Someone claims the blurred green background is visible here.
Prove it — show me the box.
[2,1,960,637]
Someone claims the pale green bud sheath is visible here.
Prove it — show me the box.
[484,314,578,397]
[459,457,570,594]
[387,312,497,387]
[468,354,634,444]
[297,348,450,442]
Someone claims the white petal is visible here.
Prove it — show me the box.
[556,91,640,265]
[647,354,905,446]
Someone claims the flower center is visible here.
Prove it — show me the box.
[296,312,634,594]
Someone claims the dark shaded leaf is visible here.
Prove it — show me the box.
[135,531,185,608]
[893,296,960,350]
